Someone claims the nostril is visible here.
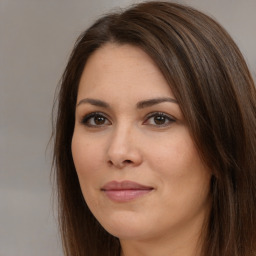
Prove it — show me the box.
[108,160,114,166]
[107,159,133,168]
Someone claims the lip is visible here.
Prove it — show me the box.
[101,180,154,202]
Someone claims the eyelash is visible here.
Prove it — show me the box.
[80,112,111,127]
[80,111,175,128]
[144,112,176,127]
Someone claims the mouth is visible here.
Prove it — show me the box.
[101,180,154,202]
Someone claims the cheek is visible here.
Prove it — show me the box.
[71,132,104,182]
[154,130,203,172]
[71,132,105,209]
[148,130,211,198]
[149,139,211,227]
[147,132,193,173]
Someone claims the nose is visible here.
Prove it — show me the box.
[106,125,143,169]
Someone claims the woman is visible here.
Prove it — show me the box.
[52,1,256,256]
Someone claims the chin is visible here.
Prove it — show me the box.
[106,226,150,241]
[99,212,151,240]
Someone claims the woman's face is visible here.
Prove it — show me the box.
[72,43,212,242]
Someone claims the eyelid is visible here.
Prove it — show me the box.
[143,111,176,126]
[80,111,112,126]
[79,111,176,128]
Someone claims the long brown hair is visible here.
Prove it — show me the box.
[52,1,256,255]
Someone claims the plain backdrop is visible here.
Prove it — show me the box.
[0,0,255,255]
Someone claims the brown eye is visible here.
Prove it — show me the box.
[94,115,106,125]
[81,112,111,127]
[144,112,175,127]
[154,115,166,125]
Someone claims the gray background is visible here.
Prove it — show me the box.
[1,0,255,255]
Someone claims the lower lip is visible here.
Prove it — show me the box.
[103,189,153,202]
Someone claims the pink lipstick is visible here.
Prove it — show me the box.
[101,180,153,202]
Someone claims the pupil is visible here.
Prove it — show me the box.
[154,116,165,125]
[94,116,105,125]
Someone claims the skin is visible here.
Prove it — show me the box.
[72,43,212,256]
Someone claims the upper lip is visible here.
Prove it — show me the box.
[101,180,153,191]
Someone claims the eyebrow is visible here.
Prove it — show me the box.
[76,97,178,108]
[77,98,110,108]
[136,97,178,108]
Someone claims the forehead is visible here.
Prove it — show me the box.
[77,43,174,100]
